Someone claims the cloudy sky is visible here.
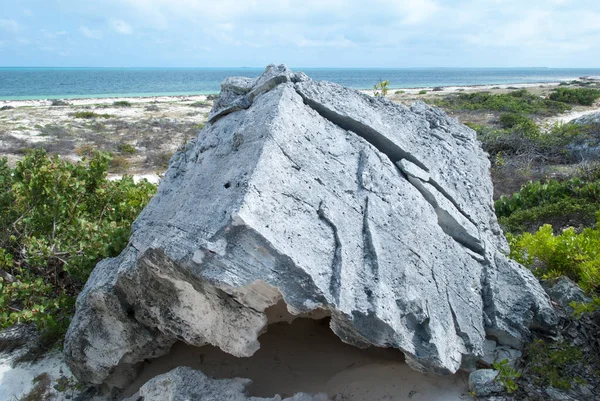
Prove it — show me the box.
[1,0,599,67]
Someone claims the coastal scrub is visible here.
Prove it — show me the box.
[0,150,156,343]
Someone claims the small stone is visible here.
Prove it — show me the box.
[468,369,504,397]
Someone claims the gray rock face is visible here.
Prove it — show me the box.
[124,367,329,401]
[64,65,556,388]
[468,369,504,397]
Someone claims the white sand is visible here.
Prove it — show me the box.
[545,106,600,125]
[0,351,77,401]
[0,95,208,108]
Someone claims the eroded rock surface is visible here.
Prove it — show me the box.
[64,65,556,388]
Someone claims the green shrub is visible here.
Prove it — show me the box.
[50,99,69,107]
[493,359,521,393]
[508,218,600,292]
[189,101,208,107]
[113,100,132,107]
[118,143,136,154]
[499,198,599,234]
[418,90,427,95]
[549,88,600,106]
[0,150,156,342]
[525,339,586,390]
[373,80,390,97]
[74,111,113,119]
[110,155,130,173]
[499,112,532,129]
[435,90,571,116]
[394,90,405,95]
[495,178,600,219]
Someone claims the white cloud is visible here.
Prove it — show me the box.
[109,18,133,34]
[0,19,23,33]
[80,26,103,39]
[41,29,68,39]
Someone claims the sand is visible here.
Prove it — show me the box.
[124,318,471,401]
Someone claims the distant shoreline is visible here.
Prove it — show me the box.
[0,80,574,104]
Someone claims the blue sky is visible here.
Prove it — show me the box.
[1,0,599,67]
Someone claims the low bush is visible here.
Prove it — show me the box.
[499,112,532,129]
[74,111,113,119]
[418,90,427,95]
[50,99,69,107]
[508,218,600,292]
[495,178,600,219]
[189,101,208,108]
[394,90,405,95]
[499,198,598,234]
[145,150,173,170]
[476,120,591,166]
[109,155,130,173]
[118,143,136,154]
[113,100,132,107]
[550,88,600,106]
[524,340,587,390]
[0,150,156,342]
[435,89,571,116]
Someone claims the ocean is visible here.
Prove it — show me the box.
[2,67,600,100]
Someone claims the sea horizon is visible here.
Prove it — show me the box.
[2,66,600,101]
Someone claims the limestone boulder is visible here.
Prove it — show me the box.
[64,65,556,388]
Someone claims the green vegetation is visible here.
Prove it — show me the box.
[0,150,156,343]
[373,80,390,97]
[110,155,131,172]
[113,100,132,107]
[470,119,590,163]
[394,90,405,95]
[495,178,600,220]
[74,111,113,119]
[493,359,521,393]
[549,87,600,106]
[435,89,571,116]
[418,90,427,95]
[525,340,587,390]
[50,99,69,107]
[118,143,136,154]
[509,221,600,292]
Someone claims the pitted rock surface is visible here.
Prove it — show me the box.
[64,64,556,387]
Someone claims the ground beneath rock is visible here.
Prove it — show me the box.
[124,318,471,401]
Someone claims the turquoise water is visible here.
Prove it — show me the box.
[2,67,600,100]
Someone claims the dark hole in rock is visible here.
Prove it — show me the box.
[224,182,231,189]
[123,305,469,401]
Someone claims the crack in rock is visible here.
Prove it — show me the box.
[296,87,483,255]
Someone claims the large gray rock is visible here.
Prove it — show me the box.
[64,65,556,388]
[124,367,329,401]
